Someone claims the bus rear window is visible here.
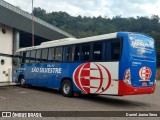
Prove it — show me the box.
[129,34,156,61]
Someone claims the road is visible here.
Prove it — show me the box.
[0,81,160,119]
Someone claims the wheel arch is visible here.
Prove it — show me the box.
[18,74,24,83]
[60,77,80,92]
[60,77,73,86]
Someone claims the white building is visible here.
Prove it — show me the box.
[0,0,74,85]
[0,24,13,83]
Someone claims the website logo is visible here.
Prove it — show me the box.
[2,112,11,117]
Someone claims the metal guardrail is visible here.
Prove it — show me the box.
[0,0,74,37]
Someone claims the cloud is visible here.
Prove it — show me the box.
[106,0,160,17]
[3,0,160,18]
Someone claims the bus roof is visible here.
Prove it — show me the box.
[16,32,118,52]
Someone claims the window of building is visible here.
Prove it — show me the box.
[2,28,6,34]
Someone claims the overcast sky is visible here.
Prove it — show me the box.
[4,0,160,18]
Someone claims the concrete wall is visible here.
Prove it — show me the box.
[0,24,13,82]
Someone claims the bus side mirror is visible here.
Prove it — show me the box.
[13,58,20,66]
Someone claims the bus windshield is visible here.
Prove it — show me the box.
[129,34,156,61]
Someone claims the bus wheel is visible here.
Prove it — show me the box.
[20,78,25,87]
[61,79,73,97]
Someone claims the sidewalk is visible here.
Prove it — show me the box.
[0,82,17,87]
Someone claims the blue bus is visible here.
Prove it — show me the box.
[12,32,157,97]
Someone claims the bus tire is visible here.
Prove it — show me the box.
[20,78,26,87]
[61,79,73,97]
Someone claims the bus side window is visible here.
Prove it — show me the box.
[55,47,63,62]
[48,48,55,62]
[80,43,90,61]
[13,52,22,66]
[72,45,80,61]
[30,50,36,63]
[41,49,48,62]
[93,42,103,61]
[36,49,41,63]
[14,52,20,58]
[25,51,30,63]
[15,52,21,60]
[110,40,121,61]
[22,52,25,64]
[19,52,23,64]
[63,46,72,62]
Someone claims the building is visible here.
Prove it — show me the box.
[0,0,74,84]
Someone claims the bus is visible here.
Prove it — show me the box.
[12,32,157,97]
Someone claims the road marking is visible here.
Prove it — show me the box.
[0,96,7,99]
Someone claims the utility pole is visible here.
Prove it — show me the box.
[32,0,34,46]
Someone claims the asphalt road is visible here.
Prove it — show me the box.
[0,81,160,119]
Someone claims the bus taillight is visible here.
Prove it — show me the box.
[124,68,131,84]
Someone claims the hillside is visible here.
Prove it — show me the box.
[33,7,160,65]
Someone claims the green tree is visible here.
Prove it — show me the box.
[33,7,160,65]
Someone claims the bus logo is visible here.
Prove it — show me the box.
[73,62,111,94]
[139,67,152,80]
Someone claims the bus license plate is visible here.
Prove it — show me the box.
[142,82,147,86]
